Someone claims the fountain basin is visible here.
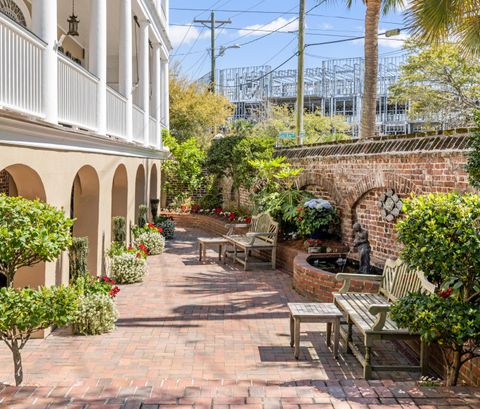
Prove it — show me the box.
[293,253,382,302]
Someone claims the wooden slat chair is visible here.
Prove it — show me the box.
[223,212,279,270]
[333,258,436,379]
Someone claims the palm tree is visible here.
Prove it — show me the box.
[335,1,406,139]
[408,0,480,56]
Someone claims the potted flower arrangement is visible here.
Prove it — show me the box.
[297,198,339,239]
[303,238,324,253]
[110,245,148,284]
[132,223,165,255]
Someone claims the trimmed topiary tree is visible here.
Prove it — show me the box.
[391,192,480,386]
[69,237,88,281]
[0,194,74,287]
[137,204,148,226]
[112,216,127,244]
[0,285,78,385]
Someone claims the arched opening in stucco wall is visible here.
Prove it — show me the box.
[0,164,47,288]
[71,165,100,275]
[111,164,128,242]
[111,164,128,220]
[150,163,158,200]
[135,164,146,223]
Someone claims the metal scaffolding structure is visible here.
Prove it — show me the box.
[208,55,434,136]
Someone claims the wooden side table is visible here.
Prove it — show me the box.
[198,237,229,261]
[287,302,344,359]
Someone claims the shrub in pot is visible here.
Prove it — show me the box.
[110,251,147,284]
[132,224,165,255]
[390,192,480,386]
[72,275,120,336]
[154,216,176,240]
[297,198,340,238]
[69,237,88,281]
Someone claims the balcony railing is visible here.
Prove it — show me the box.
[149,116,157,146]
[0,14,45,117]
[58,54,98,131]
[132,105,145,144]
[107,87,127,138]
[0,13,165,149]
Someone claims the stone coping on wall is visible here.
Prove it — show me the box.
[275,133,470,159]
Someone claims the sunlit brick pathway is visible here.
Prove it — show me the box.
[0,227,479,408]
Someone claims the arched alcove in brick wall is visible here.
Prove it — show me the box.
[345,173,423,264]
[296,172,342,207]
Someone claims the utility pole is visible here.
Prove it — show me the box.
[194,12,231,93]
[295,0,306,145]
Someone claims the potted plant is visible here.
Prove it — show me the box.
[297,198,339,239]
[303,238,324,253]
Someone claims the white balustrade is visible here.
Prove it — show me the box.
[0,14,45,117]
[58,54,98,130]
[132,104,145,143]
[149,116,157,146]
[107,87,127,138]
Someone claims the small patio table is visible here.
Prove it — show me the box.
[198,237,229,261]
[287,302,343,359]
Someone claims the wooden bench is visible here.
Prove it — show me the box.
[333,258,436,379]
[223,213,279,270]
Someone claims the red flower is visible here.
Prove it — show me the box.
[136,252,141,258]
[157,227,164,233]
[109,286,120,298]
[148,223,154,228]
[439,288,453,299]
[229,213,235,221]
[103,276,109,282]
[128,246,133,251]
[245,217,252,223]
[297,207,303,213]
[297,216,303,221]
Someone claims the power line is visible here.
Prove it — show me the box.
[170,7,404,26]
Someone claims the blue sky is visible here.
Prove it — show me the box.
[169,0,410,80]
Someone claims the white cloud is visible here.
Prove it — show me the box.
[319,22,333,30]
[238,17,299,37]
[169,24,209,48]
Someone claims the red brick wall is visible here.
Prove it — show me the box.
[290,150,471,264]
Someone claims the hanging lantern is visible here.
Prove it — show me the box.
[67,0,79,36]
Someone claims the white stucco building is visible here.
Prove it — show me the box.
[0,0,171,288]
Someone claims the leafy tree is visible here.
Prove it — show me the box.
[331,0,407,138]
[163,131,206,205]
[228,119,254,137]
[389,41,480,128]
[251,105,350,143]
[0,194,74,287]
[249,157,312,234]
[391,193,480,385]
[0,285,78,385]
[169,75,234,144]
[205,135,275,207]
[408,0,480,56]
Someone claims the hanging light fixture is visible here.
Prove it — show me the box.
[67,0,80,36]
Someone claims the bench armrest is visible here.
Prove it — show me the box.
[335,273,383,293]
[245,231,275,245]
[369,304,390,331]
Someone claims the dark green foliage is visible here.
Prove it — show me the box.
[112,216,127,244]
[466,111,480,188]
[137,204,148,227]
[0,285,78,385]
[392,192,480,385]
[69,237,88,281]
[391,292,480,386]
[0,194,74,287]
[154,216,176,240]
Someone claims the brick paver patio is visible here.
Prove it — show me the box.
[0,227,478,408]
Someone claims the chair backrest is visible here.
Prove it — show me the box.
[380,258,436,302]
[249,213,279,245]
